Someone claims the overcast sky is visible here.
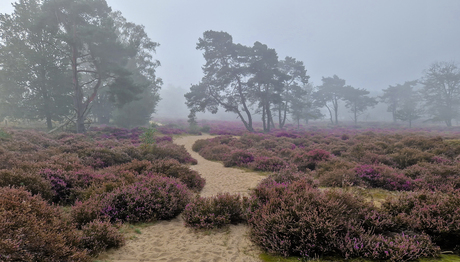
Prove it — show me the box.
[2,0,460,119]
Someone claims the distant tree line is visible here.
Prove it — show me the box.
[0,0,161,132]
[186,31,460,131]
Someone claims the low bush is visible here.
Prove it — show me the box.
[355,164,414,191]
[223,149,255,167]
[192,139,209,152]
[140,143,197,164]
[182,193,244,229]
[0,169,54,201]
[80,220,125,256]
[382,189,460,251]
[149,159,205,191]
[248,179,439,261]
[250,156,286,172]
[198,144,232,161]
[72,175,191,226]
[79,147,132,169]
[292,149,331,171]
[391,147,434,169]
[111,159,205,191]
[0,187,90,261]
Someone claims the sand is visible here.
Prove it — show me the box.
[96,135,265,262]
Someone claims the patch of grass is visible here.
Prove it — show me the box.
[444,139,460,147]
[0,128,11,139]
[134,228,142,234]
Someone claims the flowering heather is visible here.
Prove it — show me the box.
[382,189,460,250]
[0,187,90,261]
[248,180,440,260]
[182,193,244,229]
[80,220,125,256]
[72,175,191,225]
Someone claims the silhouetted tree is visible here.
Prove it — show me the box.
[394,89,423,128]
[276,57,310,128]
[185,31,255,132]
[420,61,460,127]
[380,80,418,123]
[342,86,378,125]
[290,83,323,128]
[248,42,286,132]
[314,75,347,125]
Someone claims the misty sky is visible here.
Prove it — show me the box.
[2,0,460,120]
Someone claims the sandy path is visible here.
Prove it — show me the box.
[97,135,265,262]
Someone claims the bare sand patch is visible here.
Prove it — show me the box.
[96,135,265,262]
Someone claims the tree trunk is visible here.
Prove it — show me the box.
[334,108,338,125]
[325,104,333,124]
[354,104,357,125]
[71,24,85,133]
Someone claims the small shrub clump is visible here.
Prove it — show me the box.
[0,187,90,262]
[72,175,191,226]
[182,193,244,229]
[382,189,460,251]
[80,220,125,256]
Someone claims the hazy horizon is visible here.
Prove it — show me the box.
[2,0,460,123]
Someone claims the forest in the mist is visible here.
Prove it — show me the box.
[1,0,460,134]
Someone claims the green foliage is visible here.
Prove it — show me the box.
[0,128,11,139]
[140,124,158,145]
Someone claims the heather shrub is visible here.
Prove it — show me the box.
[358,152,396,166]
[0,169,54,201]
[0,187,89,262]
[80,220,125,256]
[250,156,286,172]
[109,159,205,191]
[391,147,434,168]
[292,149,331,171]
[192,139,210,152]
[403,162,460,190]
[355,165,413,191]
[258,166,317,188]
[39,168,98,205]
[249,181,376,257]
[248,180,437,260]
[140,143,197,164]
[317,168,358,187]
[382,189,460,250]
[315,159,358,187]
[72,175,191,225]
[182,193,244,229]
[149,159,205,191]
[257,138,279,150]
[198,144,232,161]
[223,149,255,167]
[240,133,265,146]
[338,232,439,261]
[48,153,85,171]
[80,147,132,169]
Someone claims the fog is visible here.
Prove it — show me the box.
[2,0,460,124]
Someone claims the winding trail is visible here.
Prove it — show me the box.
[97,135,265,262]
